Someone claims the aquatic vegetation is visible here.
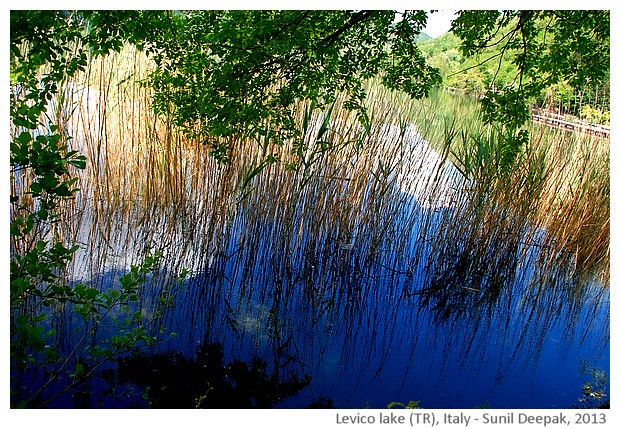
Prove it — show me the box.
[10,44,609,408]
[576,359,609,409]
[388,400,422,409]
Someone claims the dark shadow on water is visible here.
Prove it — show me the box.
[102,338,311,408]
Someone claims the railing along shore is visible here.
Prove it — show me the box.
[443,87,610,139]
[530,108,610,139]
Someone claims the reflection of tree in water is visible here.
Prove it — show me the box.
[68,132,608,408]
[152,203,608,407]
[102,339,310,408]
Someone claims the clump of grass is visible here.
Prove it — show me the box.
[531,128,609,285]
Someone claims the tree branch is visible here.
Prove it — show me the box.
[320,10,376,48]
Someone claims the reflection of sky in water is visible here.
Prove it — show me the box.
[152,233,608,409]
[245,261,605,408]
[393,124,470,209]
[60,123,609,409]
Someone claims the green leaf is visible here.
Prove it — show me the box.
[17,131,32,144]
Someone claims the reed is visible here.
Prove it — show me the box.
[399,88,610,287]
[22,47,608,326]
[10,47,610,409]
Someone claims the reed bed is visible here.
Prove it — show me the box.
[393,88,610,287]
[14,47,608,358]
[14,48,601,314]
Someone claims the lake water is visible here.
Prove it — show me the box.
[52,123,609,409]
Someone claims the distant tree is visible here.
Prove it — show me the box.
[450,10,609,162]
[452,10,610,123]
[421,11,610,125]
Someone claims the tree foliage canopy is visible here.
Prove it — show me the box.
[140,10,441,161]
[11,10,610,163]
[451,10,610,128]
[419,11,610,125]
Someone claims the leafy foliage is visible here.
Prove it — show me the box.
[447,10,609,168]
[142,10,441,162]
[10,251,178,408]
[9,10,182,408]
[11,15,97,399]
[452,11,610,127]
[420,28,609,124]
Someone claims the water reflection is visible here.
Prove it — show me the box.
[63,208,608,408]
[53,120,609,409]
[102,339,311,408]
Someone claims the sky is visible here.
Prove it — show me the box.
[422,10,458,38]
